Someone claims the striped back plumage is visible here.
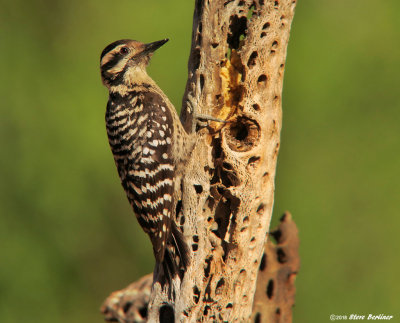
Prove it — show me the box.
[101,39,190,287]
[106,89,175,261]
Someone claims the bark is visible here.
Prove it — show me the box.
[102,0,297,321]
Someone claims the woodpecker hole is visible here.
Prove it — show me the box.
[207,196,215,210]
[220,168,240,187]
[123,302,132,313]
[272,40,279,49]
[211,42,219,48]
[274,0,279,8]
[194,184,203,194]
[258,74,267,84]
[260,32,267,38]
[263,172,270,184]
[227,15,248,50]
[211,137,223,159]
[193,48,201,69]
[199,74,204,91]
[271,228,282,243]
[204,256,212,278]
[216,278,225,295]
[247,51,258,67]
[193,235,199,243]
[263,22,270,29]
[239,269,247,281]
[252,103,260,111]
[213,199,231,239]
[257,203,265,215]
[216,185,225,195]
[192,244,198,252]
[280,15,286,26]
[222,162,233,170]
[225,117,260,152]
[279,63,285,74]
[222,234,234,263]
[159,305,174,323]
[176,200,182,217]
[212,195,240,260]
[271,119,277,135]
[248,156,261,168]
[211,133,241,187]
[274,142,280,158]
[277,248,287,263]
[180,215,185,226]
[138,306,148,319]
[193,286,200,304]
[215,94,223,106]
[260,252,267,271]
[254,312,261,323]
[267,279,274,299]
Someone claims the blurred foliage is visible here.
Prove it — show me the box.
[0,0,399,322]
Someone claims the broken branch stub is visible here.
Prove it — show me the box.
[252,212,300,323]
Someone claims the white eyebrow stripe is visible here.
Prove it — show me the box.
[101,45,124,66]
[101,44,134,71]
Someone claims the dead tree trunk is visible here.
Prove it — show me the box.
[102,0,297,322]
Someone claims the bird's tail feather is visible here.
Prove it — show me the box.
[170,222,190,270]
[157,222,190,289]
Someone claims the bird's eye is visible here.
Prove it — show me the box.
[120,47,129,54]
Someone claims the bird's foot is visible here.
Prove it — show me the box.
[186,93,226,133]
[193,113,227,132]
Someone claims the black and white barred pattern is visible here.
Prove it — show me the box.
[106,90,175,264]
[100,39,190,282]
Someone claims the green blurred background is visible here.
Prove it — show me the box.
[1,0,399,322]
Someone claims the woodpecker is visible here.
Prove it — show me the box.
[100,39,191,283]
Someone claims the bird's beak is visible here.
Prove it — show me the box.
[143,39,169,55]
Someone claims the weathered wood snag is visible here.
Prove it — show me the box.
[102,0,297,321]
[252,212,300,323]
[102,214,299,322]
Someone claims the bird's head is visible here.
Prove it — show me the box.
[100,38,168,88]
